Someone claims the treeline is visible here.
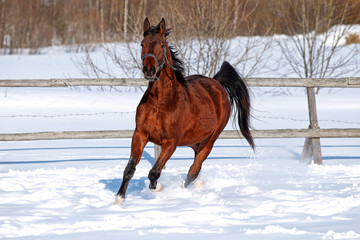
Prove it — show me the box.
[1,0,359,53]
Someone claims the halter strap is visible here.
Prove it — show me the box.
[141,46,176,77]
[141,53,161,69]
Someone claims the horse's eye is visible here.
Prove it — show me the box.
[141,44,144,48]
[161,44,165,48]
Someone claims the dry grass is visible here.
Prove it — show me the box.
[345,33,360,45]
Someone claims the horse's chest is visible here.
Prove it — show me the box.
[136,105,178,138]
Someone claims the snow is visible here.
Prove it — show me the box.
[1,33,360,239]
[1,138,360,239]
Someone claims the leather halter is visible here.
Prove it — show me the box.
[141,45,176,80]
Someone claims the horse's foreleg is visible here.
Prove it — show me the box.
[148,141,176,191]
[115,130,147,205]
[184,141,215,188]
[115,157,137,205]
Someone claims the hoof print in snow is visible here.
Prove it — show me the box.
[150,182,163,192]
[114,196,125,206]
[193,178,205,189]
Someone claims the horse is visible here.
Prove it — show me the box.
[115,18,254,205]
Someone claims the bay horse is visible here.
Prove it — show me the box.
[115,18,254,205]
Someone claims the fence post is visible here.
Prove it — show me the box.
[300,137,313,164]
[301,87,322,164]
[154,144,166,169]
[154,144,161,160]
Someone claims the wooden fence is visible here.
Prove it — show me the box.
[1,77,360,165]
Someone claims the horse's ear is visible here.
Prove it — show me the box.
[144,18,150,33]
[159,18,166,35]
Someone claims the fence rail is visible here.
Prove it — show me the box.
[1,77,360,165]
[1,77,360,88]
[1,129,360,142]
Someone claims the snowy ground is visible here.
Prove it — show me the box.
[1,38,360,239]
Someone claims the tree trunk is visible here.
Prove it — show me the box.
[123,0,128,41]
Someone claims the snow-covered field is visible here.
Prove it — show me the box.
[1,35,360,239]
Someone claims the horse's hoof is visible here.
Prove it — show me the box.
[194,178,205,189]
[114,196,125,205]
[150,182,163,192]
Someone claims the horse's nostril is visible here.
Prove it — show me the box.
[150,66,156,75]
[143,65,156,77]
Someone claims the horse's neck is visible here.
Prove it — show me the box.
[153,70,180,102]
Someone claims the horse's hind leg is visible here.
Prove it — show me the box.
[185,140,216,188]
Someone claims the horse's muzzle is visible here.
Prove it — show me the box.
[143,65,156,81]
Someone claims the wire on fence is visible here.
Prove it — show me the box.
[256,115,360,125]
[1,112,360,125]
[0,111,135,118]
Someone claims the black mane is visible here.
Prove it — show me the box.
[168,44,186,86]
[143,26,186,86]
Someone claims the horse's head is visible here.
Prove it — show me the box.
[141,18,170,81]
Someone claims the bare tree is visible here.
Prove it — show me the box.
[162,0,272,77]
[274,0,360,92]
[0,0,5,50]
[74,0,273,81]
[123,0,128,41]
[98,0,104,41]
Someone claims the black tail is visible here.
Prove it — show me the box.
[214,61,255,149]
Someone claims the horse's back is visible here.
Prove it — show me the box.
[175,74,231,145]
[185,74,230,111]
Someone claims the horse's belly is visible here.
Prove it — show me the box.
[179,117,218,146]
